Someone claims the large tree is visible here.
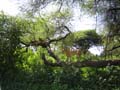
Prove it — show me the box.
[16,0,120,67]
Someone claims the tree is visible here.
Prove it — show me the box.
[19,19,120,68]
[1,1,120,89]
[17,0,120,68]
[0,12,32,76]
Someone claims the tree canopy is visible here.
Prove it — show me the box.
[0,0,120,90]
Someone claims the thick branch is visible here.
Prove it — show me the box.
[74,60,120,68]
[41,53,63,67]
[41,53,120,68]
[21,39,49,48]
[20,26,71,48]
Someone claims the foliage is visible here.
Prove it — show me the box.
[1,62,120,90]
[0,0,120,88]
[0,12,23,74]
[74,30,101,49]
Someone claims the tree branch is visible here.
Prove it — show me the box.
[46,47,61,63]
[20,39,49,48]
[20,26,71,48]
[41,54,120,68]
[49,26,71,43]
[108,45,120,51]
[74,60,120,67]
[41,41,120,68]
[41,53,63,67]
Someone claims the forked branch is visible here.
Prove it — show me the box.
[20,25,120,68]
[21,25,71,48]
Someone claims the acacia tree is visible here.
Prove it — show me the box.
[17,0,120,67]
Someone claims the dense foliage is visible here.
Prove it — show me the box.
[0,0,120,90]
[0,12,119,90]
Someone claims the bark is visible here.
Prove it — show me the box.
[73,60,120,68]
[21,25,71,48]
[41,54,120,68]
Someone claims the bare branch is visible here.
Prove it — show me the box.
[49,26,71,43]
[74,60,120,67]
[20,39,49,48]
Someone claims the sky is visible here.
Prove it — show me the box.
[0,0,19,16]
[0,0,96,31]
[0,0,103,55]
